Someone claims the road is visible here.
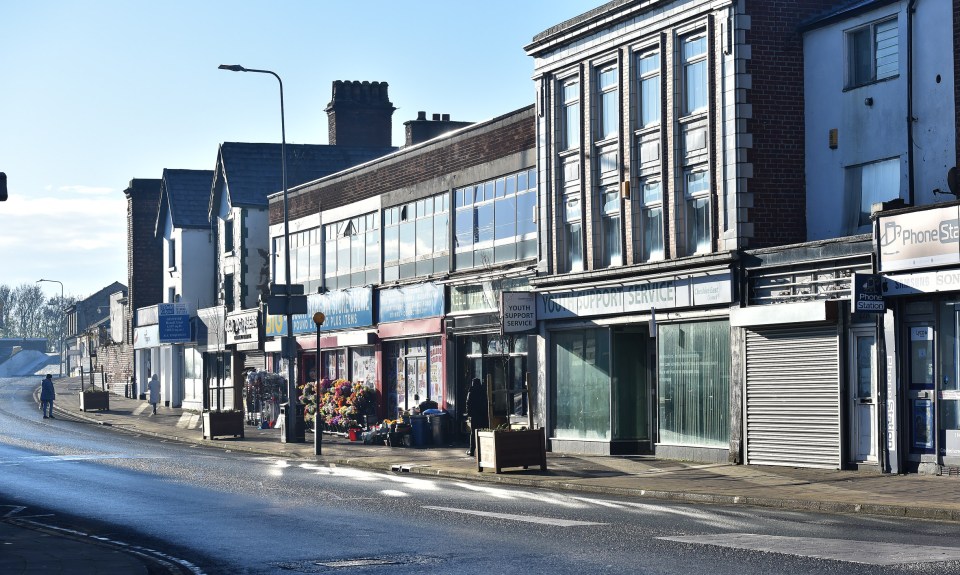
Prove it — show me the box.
[2,375,960,574]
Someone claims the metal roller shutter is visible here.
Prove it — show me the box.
[745,325,840,469]
[243,351,266,372]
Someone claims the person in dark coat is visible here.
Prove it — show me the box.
[39,374,55,419]
[465,377,488,456]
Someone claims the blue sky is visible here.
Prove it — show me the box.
[0,0,598,300]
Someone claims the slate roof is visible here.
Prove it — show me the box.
[157,169,215,234]
[209,142,396,217]
[799,0,896,31]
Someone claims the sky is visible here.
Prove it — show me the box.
[0,0,599,301]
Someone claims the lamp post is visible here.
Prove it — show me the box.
[313,312,325,455]
[37,279,64,377]
[219,63,301,443]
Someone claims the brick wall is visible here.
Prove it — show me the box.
[274,108,535,224]
[123,178,162,366]
[745,0,839,248]
[98,341,134,391]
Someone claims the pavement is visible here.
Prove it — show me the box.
[7,376,960,574]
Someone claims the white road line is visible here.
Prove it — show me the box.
[660,533,960,566]
[424,506,607,527]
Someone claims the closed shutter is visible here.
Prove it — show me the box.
[243,351,266,372]
[744,325,840,469]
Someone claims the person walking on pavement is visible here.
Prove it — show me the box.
[147,373,160,415]
[39,373,55,419]
[465,377,488,456]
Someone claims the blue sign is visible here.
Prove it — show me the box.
[378,283,444,323]
[158,313,191,343]
[266,287,374,336]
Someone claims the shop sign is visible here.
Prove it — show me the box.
[378,283,444,323]
[538,272,731,320]
[881,269,960,296]
[450,277,530,314]
[136,305,159,326]
[501,291,536,333]
[878,205,960,272]
[225,309,260,345]
[946,430,960,457]
[265,287,374,336]
[158,302,191,343]
[133,324,159,349]
[852,273,885,314]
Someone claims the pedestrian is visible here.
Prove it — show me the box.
[465,377,488,456]
[147,373,160,415]
[39,373,55,419]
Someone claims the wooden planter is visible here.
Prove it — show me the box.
[476,428,547,474]
[202,410,245,439]
[79,391,110,412]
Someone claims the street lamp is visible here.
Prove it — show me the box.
[37,279,64,377]
[219,63,301,443]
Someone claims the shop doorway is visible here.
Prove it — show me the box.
[906,322,936,462]
[612,329,651,449]
[850,327,877,463]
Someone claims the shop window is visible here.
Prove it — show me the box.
[657,321,729,448]
[553,329,611,440]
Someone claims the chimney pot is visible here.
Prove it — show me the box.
[441,113,450,122]
[417,111,427,121]
[432,113,441,121]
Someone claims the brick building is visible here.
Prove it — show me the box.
[265,106,537,440]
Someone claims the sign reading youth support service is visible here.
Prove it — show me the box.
[501,292,536,333]
[878,205,960,272]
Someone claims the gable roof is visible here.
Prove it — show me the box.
[157,169,215,235]
[208,142,396,218]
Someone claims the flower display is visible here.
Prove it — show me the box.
[301,378,377,429]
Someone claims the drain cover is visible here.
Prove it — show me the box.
[276,554,440,572]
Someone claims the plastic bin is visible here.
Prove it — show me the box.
[428,412,449,446]
[410,415,430,447]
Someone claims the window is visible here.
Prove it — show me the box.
[454,169,537,270]
[168,287,176,304]
[223,218,234,253]
[167,237,176,269]
[657,321,730,447]
[560,79,580,151]
[223,273,234,312]
[681,33,707,116]
[600,186,622,267]
[849,157,900,229]
[848,18,898,88]
[274,227,323,293]
[596,65,618,140]
[324,215,377,290]
[684,169,710,254]
[637,50,661,128]
[564,194,583,272]
[383,193,449,280]
[553,329,611,441]
[639,179,664,261]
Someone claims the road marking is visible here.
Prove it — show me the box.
[176,413,200,429]
[133,403,150,415]
[660,533,960,565]
[424,506,607,527]
[0,454,165,464]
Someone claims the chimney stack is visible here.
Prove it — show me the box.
[404,112,474,147]
[325,80,395,148]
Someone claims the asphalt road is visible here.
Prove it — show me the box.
[3,375,960,575]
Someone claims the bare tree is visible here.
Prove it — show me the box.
[11,283,45,339]
[0,285,12,338]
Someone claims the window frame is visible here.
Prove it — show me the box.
[845,17,899,89]
[638,178,664,262]
[680,32,708,117]
[683,168,711,255]
[595,62,619,143]
[559,76,581,152]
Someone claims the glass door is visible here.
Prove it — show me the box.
[907,324,936,458]
[850,328,876,463]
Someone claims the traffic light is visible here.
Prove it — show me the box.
[0,172,6,201]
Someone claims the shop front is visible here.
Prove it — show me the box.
[877,203,960,474]
[223,307,263,411]
[378,283,445,419]
[446,277,535,441]
[267,287,380,423]
[536,269,734,461]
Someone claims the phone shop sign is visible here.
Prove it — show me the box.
[878,205,960,272]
